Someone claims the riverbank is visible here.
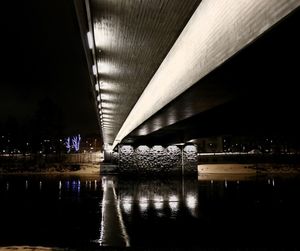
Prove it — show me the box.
[0,247,65,251]
[198,163,300,174]
[0,164,100,175]
[0,153,101,175]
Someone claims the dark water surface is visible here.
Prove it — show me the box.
[0,173,300,248]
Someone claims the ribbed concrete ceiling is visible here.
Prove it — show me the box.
[90,0,202,144]
[113,0,300,148]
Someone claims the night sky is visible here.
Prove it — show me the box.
[1,0,99,136]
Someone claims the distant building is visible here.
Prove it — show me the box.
[196,137,223,153]
[80,137,102,153]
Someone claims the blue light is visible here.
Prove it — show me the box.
[65,137,71,153]
[72,134,81,152]
[65,134,81,153]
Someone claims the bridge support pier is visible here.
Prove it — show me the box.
[118,144,197,175]
[100,144,119,174]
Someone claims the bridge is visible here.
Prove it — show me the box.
[74,0,300,174]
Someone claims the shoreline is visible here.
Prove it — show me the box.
[0,164,100,176]
[198,163,300,174]
[1,163,300,176]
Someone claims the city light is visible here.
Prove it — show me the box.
[95,83,99,92]
[87,31,93,49]
[92,65,97,75]
[97,61,117,75]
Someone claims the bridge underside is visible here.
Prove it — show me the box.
[101,9,300,175]
[76,1,300,174]
[123,8,300,146]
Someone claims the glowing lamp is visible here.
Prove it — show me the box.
[87,31,93,49]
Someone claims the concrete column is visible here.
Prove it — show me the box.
[100,144,119,174]
[182,144,198,175]
[103,150,112,163]
[118,144,198,175]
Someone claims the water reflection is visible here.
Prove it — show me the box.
[121,196,132,214]
[153,195,164,210]
[139,197,149,212]
[99,177,130,247]
[186,194,197,209]
[117,178,199,219]
[168,195,179,217]
[66,180,70,191]
[0,174,300,247]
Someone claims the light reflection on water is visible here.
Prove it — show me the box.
[153,195,164,210]
[121,196,132,214]
[0,174,300,247]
